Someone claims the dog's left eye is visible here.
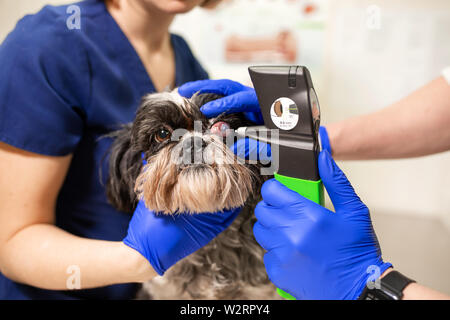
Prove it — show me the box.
[155,128,171,142]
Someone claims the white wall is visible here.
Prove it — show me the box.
[0,0,72,42]
[322,0,450,229]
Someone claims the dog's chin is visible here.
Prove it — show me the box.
[135,142,255,214]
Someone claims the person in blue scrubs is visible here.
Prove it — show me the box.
[0,0,246,300]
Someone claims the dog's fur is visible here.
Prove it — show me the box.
[106,91,278,299]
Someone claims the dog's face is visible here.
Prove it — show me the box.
[130,91,259,214]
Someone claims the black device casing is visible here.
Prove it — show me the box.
[249,66,320,181]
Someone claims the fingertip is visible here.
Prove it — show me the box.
[319,126,332,154]
[318,149,334,179]
[252,221,265,243]
[318,149,349,186]
[318,150,361,212]
[253,222,275,251]
[178,81,203,97]
[254,200,269,220]
[260,178,282,198]
[263,250,281,282]
[199,102,221,118]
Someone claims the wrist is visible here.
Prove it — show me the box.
[380,266,394,279]
[354,262,393,300]
[358,266,420,300]
[381,268,416,300]
[381,268,421,300]
[381,269,421,300]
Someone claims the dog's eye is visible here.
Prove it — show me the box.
[210,121,231,137]
[155,128,171,142]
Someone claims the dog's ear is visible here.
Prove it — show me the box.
[105,124,142,213]
[189,92,224,109]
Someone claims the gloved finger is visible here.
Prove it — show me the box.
[177,207,242,247]
[200,91,260,118]
[264,249,298,299]
[243,110,265,125]
[318,150,366,213]
[177,80,213,97]
[232,138,272,162]
[255,197,317,230]
[319,126,332,154]
[254,200,292,228]
[214,206,242,228]
[263,250,286,289]
[183,206,242,227]
[260,178,314,208]
[178,79,242,98]
[253,222,278,251]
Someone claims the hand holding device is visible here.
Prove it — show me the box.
[253,150,392,300]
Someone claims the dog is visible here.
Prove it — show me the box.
[105,90,279,300]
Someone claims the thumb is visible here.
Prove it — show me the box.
[232,138,272,162]
[318,150,366,213]
[261,179,313,208]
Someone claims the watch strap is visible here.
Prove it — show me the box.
[358,270,416,300]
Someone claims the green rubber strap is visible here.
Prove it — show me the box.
[273,173,324,300]
[274,173,324,205]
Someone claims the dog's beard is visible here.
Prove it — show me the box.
[135,132,255,214]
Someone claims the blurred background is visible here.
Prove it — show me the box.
[1,0,449,295]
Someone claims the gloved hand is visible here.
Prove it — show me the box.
[253,150,392,300]
[178,79,264,124]
[123,201,241,275]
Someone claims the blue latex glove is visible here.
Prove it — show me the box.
[253,150,392,300]
[319,126,332,154]
[178,79,264,124]
[123,201,241,275]
[232,137,272,162]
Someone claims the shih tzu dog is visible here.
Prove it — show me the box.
[105,91,279,300]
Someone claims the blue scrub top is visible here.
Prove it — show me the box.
[0,0,208,300]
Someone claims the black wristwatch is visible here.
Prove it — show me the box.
[358,270,416,300]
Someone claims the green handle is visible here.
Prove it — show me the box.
[273,173,324,300]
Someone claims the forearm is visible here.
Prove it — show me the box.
[380,268,450,300]
[0,224,156,290]
[402,283,450,300]
[326,76,450,160]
